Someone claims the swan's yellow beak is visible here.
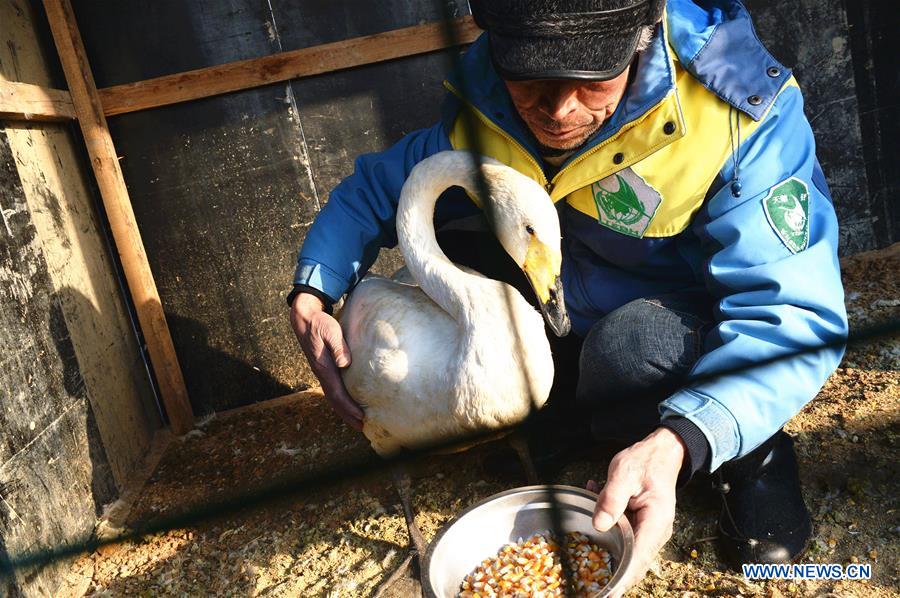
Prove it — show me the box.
[523,237,571,337]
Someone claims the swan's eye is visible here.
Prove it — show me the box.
[525,225,535,235]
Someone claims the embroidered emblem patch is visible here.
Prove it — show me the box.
[591,168,662,238]
[763,177,810,253]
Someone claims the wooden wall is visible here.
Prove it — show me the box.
[71,0,469,413]
[746,0,881,254]
[0,2,160,594]
[0,129,107,596]
[841,0,899,247]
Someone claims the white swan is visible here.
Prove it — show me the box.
[339,151,570,457]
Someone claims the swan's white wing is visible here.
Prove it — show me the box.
[340,272,554,457]
[389,266,415,284]
[391,263,483,284]
[340,277,464,455]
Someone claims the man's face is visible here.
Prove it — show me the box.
[504,67,631,151]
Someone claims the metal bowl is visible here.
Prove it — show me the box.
[422,485,634,597]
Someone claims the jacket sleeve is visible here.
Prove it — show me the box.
[659,85,849,471]
[293,122,452,301]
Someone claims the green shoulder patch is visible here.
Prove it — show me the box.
[763,177,810,253]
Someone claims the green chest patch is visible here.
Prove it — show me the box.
[590,168,662,238]
[763,177,810,253]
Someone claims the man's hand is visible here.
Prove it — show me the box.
[290,292,364,430]
[586,427,685,597]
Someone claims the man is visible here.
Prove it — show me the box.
[289,0,848,591]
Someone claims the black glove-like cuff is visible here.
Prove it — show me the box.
[660,417,710,487]
[286,284,335,315]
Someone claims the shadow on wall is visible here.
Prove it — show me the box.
[49,289,118,516]
[164,311,293,415]
[0,515,14,596]
[0,288,121,596]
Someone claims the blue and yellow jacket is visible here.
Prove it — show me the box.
[293,0,848,470]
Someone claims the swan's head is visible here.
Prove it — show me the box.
[481,162,571,337]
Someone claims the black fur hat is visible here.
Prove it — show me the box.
[469,0,664,80]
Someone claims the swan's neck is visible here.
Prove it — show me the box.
[396,154,494,324]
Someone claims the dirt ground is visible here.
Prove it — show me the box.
[59,245,898,597]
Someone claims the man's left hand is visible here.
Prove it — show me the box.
[586,427,686,597]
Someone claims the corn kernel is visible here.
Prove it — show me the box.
[458,532,613,597]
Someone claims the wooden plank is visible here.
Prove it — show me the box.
[2,0,159,486]
[94,428,174,539]
[216,388,326,419]
[42,0,194,435]
[98,16,481,116]
[73,1,325,412]
[0,80,75,121]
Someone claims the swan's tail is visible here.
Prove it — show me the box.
[362,418,403,457]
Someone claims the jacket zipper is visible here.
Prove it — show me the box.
[549,97,672,197]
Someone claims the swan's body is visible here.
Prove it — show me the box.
[339,151,568,456]
[342,269,552,455]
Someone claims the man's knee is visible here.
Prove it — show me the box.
[575,296,709,408]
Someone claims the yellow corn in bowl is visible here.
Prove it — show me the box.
[422,485,634,598]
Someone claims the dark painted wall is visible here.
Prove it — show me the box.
[72,0,468,413]
[69,0,895,412]
[744,0,898,254]
[843,0,899,246]
[746,0,870,251]
[0,130,116,597]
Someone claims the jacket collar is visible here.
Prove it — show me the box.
[666,0,790,121]
[445,25,677,169]
[445,0,790,162]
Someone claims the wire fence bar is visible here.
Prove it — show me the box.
[1,4,897,595]
[0,316,895,581]
[432,5,579,595]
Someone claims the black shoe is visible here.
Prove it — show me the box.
[716,431,812,569]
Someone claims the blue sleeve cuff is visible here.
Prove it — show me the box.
[293,259,350,304]
[660,388,741,471]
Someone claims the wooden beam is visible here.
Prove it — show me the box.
[43,0,194,435]
[98,16,482,117]
[0,80,75,121]
[94,428,173,540]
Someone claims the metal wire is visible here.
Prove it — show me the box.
[432,5,578,593]
[1,5,897,595]
[0,313,894,582]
